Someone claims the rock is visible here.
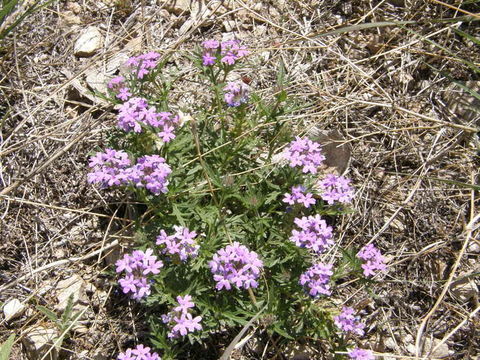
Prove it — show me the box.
[468,241,480,253]
[423,338,451,358]
[223,20,236,32]
[3,298,26,321]
[164,0,194,15]
[55,275,88,312]
[384,337,398,350]
[406,338,452,357]
[85,68,107,94]
[309,129,352,175]
[22,325,59,360]
[59,11,81,26]
[66,1,82,14]
[74,26,103,57]
[450,273,479,303]
[283,343,316,360]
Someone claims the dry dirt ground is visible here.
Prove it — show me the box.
[1,0,479,359]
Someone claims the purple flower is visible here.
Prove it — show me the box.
[116,98,179,141]
[156,226,199,261]
[220,40,249,65]
[289,214,334,254]
[202,40,220,49]
[162,295,202,339]
[87,148,131,188]
[348,348,374,360]
[117,349,134,360]
[133,344,151,360]
[334,306,365,336]
[125,52,160,79]
[224,81,249,107]
[283,137,326,174]
[357,244,387,277]
[316,174,354,204]
[174,295,195,313]
[202,53,216,66]
[209,242,263,291]
[117,97,150,133]
[127,155,172,195]
[282,185,316,208]
[299,263,333,297]
[108,76,132,101]
[115,249,163,300]
[117,346,161,360]
[200,39,248,66]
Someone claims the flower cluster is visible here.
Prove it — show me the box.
[201,39,248,66]
[161,295,202,339]
[316,174,354,205]
[87,148,131,188]
[209,242,263,290]
[156,226,199,261]
[299,263,333,297]
[357,244,387,277]
[334,307,365,336]
[282,185,316,208]
[348,348,374,360]
[117,344,161,360]
[88,151,172,195]
[224,81,249,107]
[116,249,163,300]
[283,136,326,174]
[126,155,172,195]
[290,215,334,254]
[117,97,179,142]
[108,76,132,101]
[125,51,161,79]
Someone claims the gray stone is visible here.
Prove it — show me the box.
[55,275,87,312]
[3,298,26,321]
[164,0,194,15]
[22,325,59,360]
[74,26,103,57]
[450,273,479,303]
[309,129,352,176]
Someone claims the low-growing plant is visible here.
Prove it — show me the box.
[0,334,15,360]
[88,40,388,360]
[36,294,85,353]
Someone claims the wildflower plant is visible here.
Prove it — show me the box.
[88,41,387,359]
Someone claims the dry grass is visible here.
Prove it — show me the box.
[1,0,479,359]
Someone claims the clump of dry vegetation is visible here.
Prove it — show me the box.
[0,0,479,359]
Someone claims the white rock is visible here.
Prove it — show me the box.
[164,0,193,15]
[85,68,107,94]
[74,26,103,57]
[59,11,81,26]
[384,337,398,350]
[3,298,26,321]
[223,20,236,32]
[468,241,480,253]
[22,325,59,360]
[450,275,478,303]
[55,275,87,312]
[423,338,451,358]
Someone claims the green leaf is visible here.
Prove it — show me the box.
[453,27,480,46]
[61,294,75,327]
[36,305,58,323]
[0,0,18,26]
[273,323,294,340]
[0,334,15,360]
